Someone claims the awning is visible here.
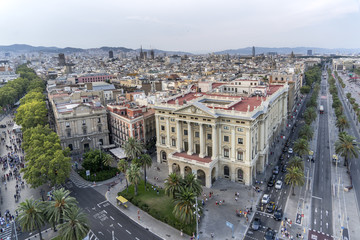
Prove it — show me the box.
[116,196,128,204]
[109,147,127,159]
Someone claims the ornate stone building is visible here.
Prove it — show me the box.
[154,81,288,187]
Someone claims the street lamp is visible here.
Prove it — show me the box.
[98,142,102,159]
[193,197,200,239]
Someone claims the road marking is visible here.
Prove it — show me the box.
[97,200,108,208]
[326,223,329,228]
[126,230,131,235]
[99,222,103,226]
[117,223,122,227]
[98,231,104,236]
[314,219,316,225]
[312,196,322,200]
[135,238,140,240]
[326,210,328,216]
[103,210,107,214]
[110,216,114,220]
[315,208,317,213]
[110,224,114,228]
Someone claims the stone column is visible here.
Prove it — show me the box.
[231,126,236,161]
[166,117,170,147]
[187,122,193,155]
[218,124,222,158]
[199,123,205,158]
[176,120,182,152]
[156,115,160,145]
[212,124,218,160]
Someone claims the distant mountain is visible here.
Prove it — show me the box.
[215,47,360,55]
[137,48,192,56]
[99,46,133,53]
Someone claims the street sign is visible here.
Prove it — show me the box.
[86,170,90,176]
[296,213,302,224]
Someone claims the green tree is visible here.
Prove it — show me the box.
[336,115,349,132]
[124,137,143,161]
[284,167,305,196]
[134,154,153,191]
[17,199,46,240]
[303,107,317,125]
[118,159,129,191]
[20,91,45,105]
[45,188,78,231]
[22,125,71,188]
[300,86,311,94]
[102,153,114,168]
[293,138,309,158]
[58,206,89,240]
[173,188,197,224]
[335,132,359,168]
[182,173,202,197]
[299,124,313,140]
[15,100,47,129]
[126,164,141,196]
[165,173,183,199]
[288,156,304,171]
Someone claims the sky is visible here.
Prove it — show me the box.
[1,0,360,53]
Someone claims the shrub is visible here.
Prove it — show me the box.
[77,167,118,181]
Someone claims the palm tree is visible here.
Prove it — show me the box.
[284,167,305,196]
[102,153,114,167]
[17,198,46,240]
[288,156,304,171]
[335,115,349,132]
[126,164,141,196]
[299,124,313,140]
[293,138,309,158]
[118,159,129,191]
[58,206,89,240]
[182,173,202,197]
[173,188,196,224]
[335,132,358,168]
[164,173,183,199]
[137,154,153,191]
[124,137,144,161]
[304,107,317,124]
[45,188,78,231]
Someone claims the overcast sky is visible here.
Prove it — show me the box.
[1,0,359,52]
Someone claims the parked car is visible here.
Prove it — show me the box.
[283,147,288,153]
[274,209,283,221]
[264,228,276,240]
[261,194,270,204]
[282,164,287,173]
[272,166,279,175]
[275,180,282,190]
[251,218,261,231]
[0,125,6,128]
[288,148,293,154]
[266,202,276,213]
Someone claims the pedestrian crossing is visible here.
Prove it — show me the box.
[0,223,13,239]
[69,170,94,188]
[86,230,99,240]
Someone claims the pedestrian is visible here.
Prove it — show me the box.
[180,229,183,237]
[211,232,214,238]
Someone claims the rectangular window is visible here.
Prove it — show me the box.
[67,130,71,137]
[65,122,70,127]
[224,136,229,142]
[98,118,101,123]
[184,130,188,136]
[161,125,165,131]
[170,118,175,122]
[195,132,199,138]
[161,136,166,145]
[98,126,102,132]
[82,120,86,125]
[224,149,229,158]
[160,117,164,120]
[237,127,243,132]
[171,127,175,133]
[237,151,243,161]
[83,128,87,135]
[238,138,243,144]
[172,139,176,147]
[224,126,229,130]
[207,134,212,140]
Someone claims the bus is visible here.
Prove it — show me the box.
[319,105,324,114]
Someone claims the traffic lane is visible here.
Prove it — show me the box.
[70,186,161,240]
[245,212,280,240]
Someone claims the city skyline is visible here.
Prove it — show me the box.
[1,0,360,53]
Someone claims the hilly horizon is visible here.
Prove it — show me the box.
[0,44,359,55]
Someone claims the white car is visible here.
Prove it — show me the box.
[288,148,293,154]
[275,180,283,190]
[261,194,270,204]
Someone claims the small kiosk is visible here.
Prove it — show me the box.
[116,196,128,208]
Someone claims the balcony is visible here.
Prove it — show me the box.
[170,151,212,167]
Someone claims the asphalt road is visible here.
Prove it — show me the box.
[70,186,161,240]
[244,94,309,240]
[310,71,333,236]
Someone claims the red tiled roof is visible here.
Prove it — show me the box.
[173,152,212,163]
[212,82,226,89]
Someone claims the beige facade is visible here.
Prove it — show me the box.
[154,85,288,188]
[52,100,110,155]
